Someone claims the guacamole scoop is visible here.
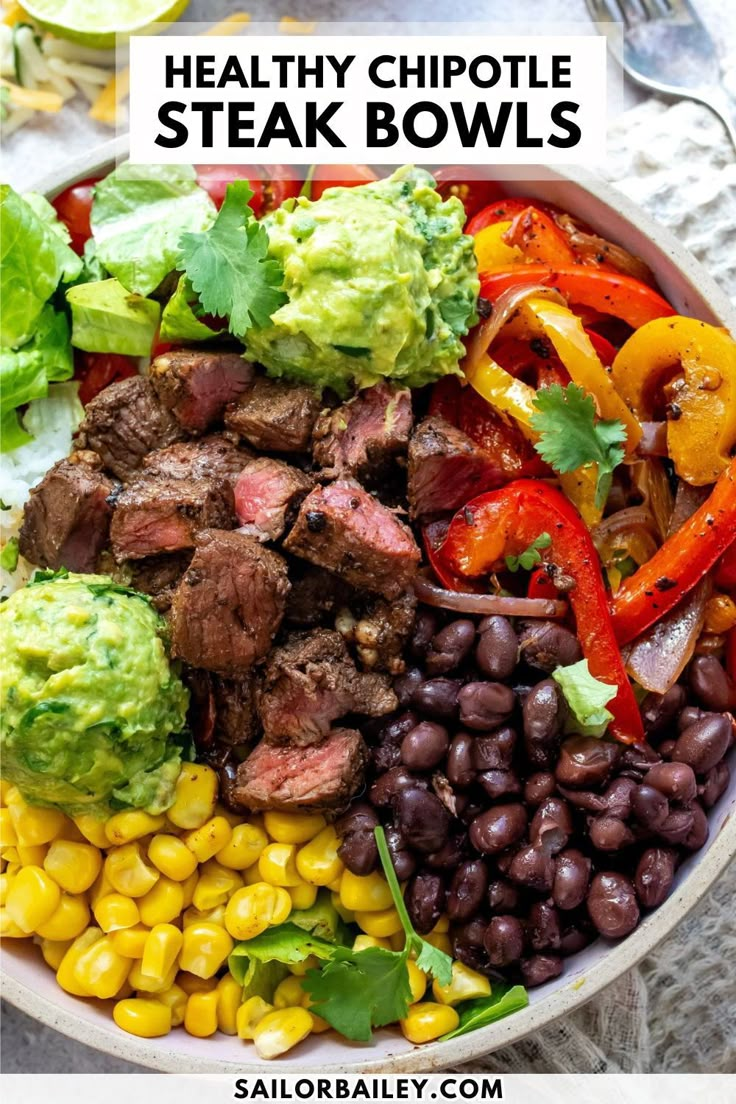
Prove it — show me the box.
[246,166,479,395]
[0,573,189,817]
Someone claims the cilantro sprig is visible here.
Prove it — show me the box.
[530,383,627,509]
[505,532,551,573]
[178,180,286,340]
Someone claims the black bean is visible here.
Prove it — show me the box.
[656,808,695,845]
[478,769,522,799]
[472,727,517,771]
[393,668,425,708]
[395,786,451,853]
[677,705,707,732]
[635,847,677,909]
[659,739,677,758]
[689,655,735,712]
[411,608,438,659]
[384,824,417,882]
[640,685,687,738]
[643,761,697,804]
[424,832,466,871]
[411,677,461,719]
[425,619,476,675]
[524,772,557,805]
[487,879,520,914]
[522,679,564,769]
[452,917,491,973]
[448,860,489,922]
[529,797,573,854]
[589,816,635,852]
[369,766,425,808]
[701,761,730,809]
[372,711,419,773]
[603,777,637,820]
[556,784,607,814]
[587,872,640,938]
[553,849,591,910]
[458,799,486,827]
[476,616,518,680]
[507,844,555,892]
[555,736,621,789]
[400,720,450,771]
[518,620,582,671]
[336,812,379,876]
[619,742,662,779]
[484,915,525,966]
[631,784,670,829]
[469,804,528,854]
[527,901,561,952]
[405,872,445,935]
[672,714,731,774]
[446,732,477,788]
[682,803,709,852]
[559,925,595,956]
[520,954,563,987]
[458,682,515,731]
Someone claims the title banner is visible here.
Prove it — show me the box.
[128,33,608,164]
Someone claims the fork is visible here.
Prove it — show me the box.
[586,0,736,152]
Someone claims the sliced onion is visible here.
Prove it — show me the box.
[414,572,568,618]
[630,459,674,542]
[637,421,669,458]
[464,283,565,372]
[625,579,711,694]
[554,213,655,284]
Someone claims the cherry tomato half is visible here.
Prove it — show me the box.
[52,176,100,254]
[195,165,301,215]
[75,352,138,405]
[310,164,378,200]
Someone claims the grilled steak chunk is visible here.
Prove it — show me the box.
[19,458,115,573]
[143,434,252,487]
[187,669,260,763]
[150,349,254,433]
[227,728,367,812]
[340,592,417,675]
[284,562,354,627]
[126,551,193,612]
[75,376,184,482]
[408,414,503,518]
[225,377,322,453]
[234,458,312,543]
[110,476,235,561]
[259,629,397,747]
[170,530,290,675]
[312,382,413,482]
[284,480,420,600]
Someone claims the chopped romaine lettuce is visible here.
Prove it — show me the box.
[160,275,223,342]
[1,305,74,452]
[552,658,617,734]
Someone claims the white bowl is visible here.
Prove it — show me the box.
[3,139,735,1073]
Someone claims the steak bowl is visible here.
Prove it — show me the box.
[2,137,735,1073]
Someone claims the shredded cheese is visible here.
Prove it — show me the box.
[202,13,252,36]
[0,75,61,110]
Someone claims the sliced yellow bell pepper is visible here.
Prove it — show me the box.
[473,222,523,272]
[611,316,736,486]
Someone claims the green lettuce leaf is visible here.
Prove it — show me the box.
[22,192,73,245]
[552,658,617,734]
[0,305,74,452]
[440,985,529,1040]
[160,275,223,342]
[91,163,216,296]
[67,278,160,356]
[0,184,82,347]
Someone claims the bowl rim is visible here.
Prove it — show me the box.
[3,138,735,1074]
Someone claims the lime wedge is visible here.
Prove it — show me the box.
[21,0,191,48]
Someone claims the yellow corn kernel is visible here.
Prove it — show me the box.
[288,954,319,978]
[129,958,178,994]
[141,923,182,979]
[147,834,198,881]
[73,935,131,999]
[0,809,18,848]
[423,931,452,956]
[216,973,242,1035]
[326,875,343,893]
[3,785,23,807]
[9,803,65,846]
[704,593,736,634]
[309,1011,331,1033]
[184,988,219,1038]
[407,961,427,1004]
[339,870,393,913]
[192,860,243,911]
[0,779,12,806]
[182,816,232,863]
[109,924,150,958]
[73,815,110,849]
[44,840,102,894]
[355,907,403,938]
[167,763,218,830]
[225,883,291,940]
[114,997,172,1038]
[176,971,217,995]
[0,872,11,906]
[138,877,184,927]
[179,921,233,978]
[35,893,90,941]
[180,869,199,908]
[432,962,492,1006]
[214,804,245,828]
[105,811,166,846]
[6,864,61,932]
[94,893,140,933]
[17,843,48,867]
[156,982,188,1026]
[105,843,160,898]
[431,915,450,934]
[253,1007,313,1059]
[182,904,226,929]
[295,826,344,887]
[352,934,392,952]
[40,937,73,970]
[58,819,87,844]
[400,1002,459,1043]
[331,892,354,924]
[243,862,265,885]
[215,822,268,870]
[273,975,306,1009]
[236,996,274,1040]
[0,909,27,937]
[263,811,326,845]
[56,928,104,995]
[89,867,116,910]
[257,843,301,887]
[288,881,318,911]
[1,847,20,864]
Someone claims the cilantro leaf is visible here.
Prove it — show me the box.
[552,658,617,734]
[505,532,552,573]
[303,945,413,1042]
[179,180,287,340]
[530,383,627,509]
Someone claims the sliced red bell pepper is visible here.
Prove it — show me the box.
[610,458,736,645]
[467,198,543,236]
[422,519,485,594]
[528,567,559,600]
[503,206,578,267]
[585,328,617,367]
[439,480,644,744]
[480,267,675,330]
[715,544,736,594]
